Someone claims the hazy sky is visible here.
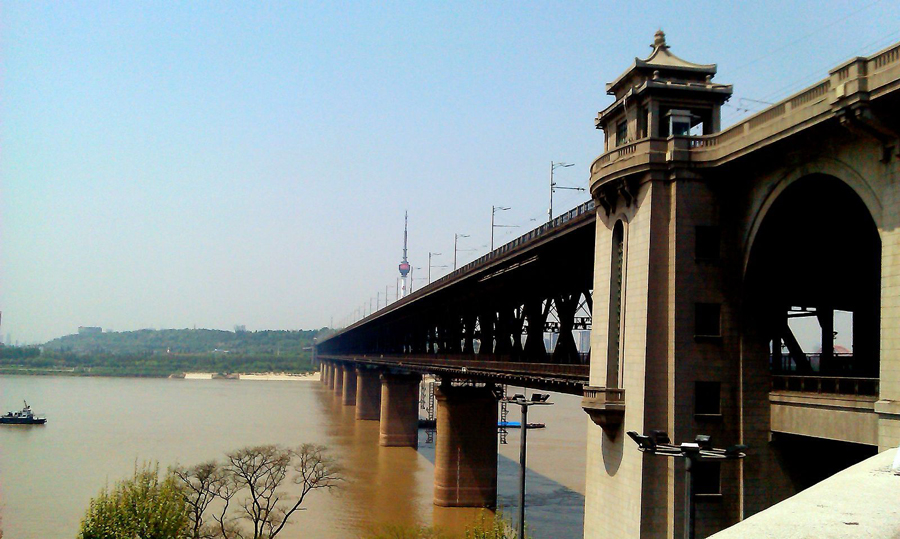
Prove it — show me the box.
[2,1,898,343]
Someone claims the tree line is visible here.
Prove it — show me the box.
[0,328,325,377]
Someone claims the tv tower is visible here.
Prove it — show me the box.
[398,211,411,298]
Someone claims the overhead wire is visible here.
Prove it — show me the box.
[719,0,900,126]
[730,0,887,73]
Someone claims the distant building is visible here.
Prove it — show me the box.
[78,326,102,335]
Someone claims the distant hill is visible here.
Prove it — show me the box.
[0,328,326,377]
[43,328,320,356]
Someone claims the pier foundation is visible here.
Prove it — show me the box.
[433,384,498,507]
[342,366,358,406]
[356,368,382,420]
[322,362,331,386]
[379,372,421,447]
[333,364,344,395]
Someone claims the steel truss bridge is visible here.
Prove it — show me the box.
[317,201,596,395]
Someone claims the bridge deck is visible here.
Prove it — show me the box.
[319,354,588,395]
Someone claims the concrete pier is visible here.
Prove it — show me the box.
[356,368,382,420]
[379,372,421,447]
[342,366,358,406]
[433,384,498,507]
[333,364,344,395]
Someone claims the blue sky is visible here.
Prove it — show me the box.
[2,1,898,343]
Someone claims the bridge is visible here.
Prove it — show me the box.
[317,31,900,538]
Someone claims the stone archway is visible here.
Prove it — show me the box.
[744,173,881,377]
[740,174,882,507]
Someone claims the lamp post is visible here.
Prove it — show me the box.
[491,205,517,250]
[428,252,448,284]
[505,393,553,539]
[453,233,470,270]
[626,431,747,539]
[549,161,579,222]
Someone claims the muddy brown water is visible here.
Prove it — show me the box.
[0,375,585,538]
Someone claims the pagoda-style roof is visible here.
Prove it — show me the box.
[607,30,718,97]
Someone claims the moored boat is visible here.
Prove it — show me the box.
[1,401,47,425]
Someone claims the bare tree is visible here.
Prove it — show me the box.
[269,444,342,538]
[173,461,226,539]
[173,445,340,539]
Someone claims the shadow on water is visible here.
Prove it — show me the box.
[313,384,585,538]
[418,430,585,539]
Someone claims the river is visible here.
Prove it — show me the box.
[0,375,585,538]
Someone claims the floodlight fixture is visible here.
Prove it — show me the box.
[625,430,747,539]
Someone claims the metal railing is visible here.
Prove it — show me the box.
[771,374,879,397]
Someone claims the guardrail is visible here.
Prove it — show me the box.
[427,199,595,289]
[771,374,879,397]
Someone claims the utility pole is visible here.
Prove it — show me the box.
[454,233,470,270]
[549,161,577,222]
[491,205,514,250]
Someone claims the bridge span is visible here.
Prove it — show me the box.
[317,32,900,539]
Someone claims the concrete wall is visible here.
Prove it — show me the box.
[585,180,658,539]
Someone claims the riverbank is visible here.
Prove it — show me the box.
[180,372,320,381]
[0,367,318,380]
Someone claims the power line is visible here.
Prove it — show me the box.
[731,0,887,73]
[721,28,900,126]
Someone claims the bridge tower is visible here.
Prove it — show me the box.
[583,31,900,539]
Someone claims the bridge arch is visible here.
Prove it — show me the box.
[742,158,883,275]
[743,172,882,376]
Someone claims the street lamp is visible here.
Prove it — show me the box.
[505,393,553,539]
[491,205,518,250]
[453,233,470,270]
[549,161,581,222]
[626,431,747,539]
[428,252,447,284]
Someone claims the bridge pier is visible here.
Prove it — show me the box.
[342,365,358,406]
[333,364,344,395]
[322,361,332,388]
[433,383,498,507]
[356,368,382,420]
[379,372,421,447]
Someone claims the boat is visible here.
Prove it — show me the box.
[1,401,47,425]
[498,421,545,429]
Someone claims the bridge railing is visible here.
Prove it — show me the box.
[771,374,879,397]
[422,199,595,290]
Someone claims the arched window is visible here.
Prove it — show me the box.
[607,221,625,388]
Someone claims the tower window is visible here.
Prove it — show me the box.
[695,381,721,415]
[694,461,721,495]
[607,221,625,388]
[695,303,721,337]
[616,120,628,147]
[637,107,649,139]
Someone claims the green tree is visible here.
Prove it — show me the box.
[79,463,190,539]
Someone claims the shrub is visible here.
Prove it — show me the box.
[78,463,190,539]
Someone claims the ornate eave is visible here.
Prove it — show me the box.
[595,79,734,130]
[606,30,718,97]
